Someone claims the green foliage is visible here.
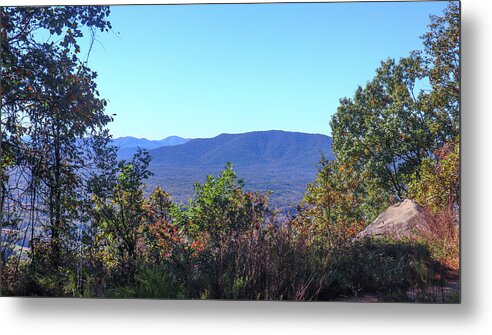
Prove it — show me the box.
[331,56,432,200]
[91,149,153,281]
[417,2,460,145]
[106,267,182,299]
[324,238,435,301]
[167,163,273,299]
[330,2,460,218]
[1,6,114,293]
[409,139,460,214]
[183,162,269,245]
[297,157,366,249]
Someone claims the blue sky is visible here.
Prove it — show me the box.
[80,1,450,140]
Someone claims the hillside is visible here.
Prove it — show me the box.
[146,130,333,211]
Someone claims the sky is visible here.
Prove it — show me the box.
[78,1,451,140]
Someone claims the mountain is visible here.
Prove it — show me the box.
[149,130,332,168]
[146,130,333,212]
[113,136,190,159]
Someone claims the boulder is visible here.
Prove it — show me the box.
[356,199,429,239]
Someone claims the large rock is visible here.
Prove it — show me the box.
[356,199,429,239]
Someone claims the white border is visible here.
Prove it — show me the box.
[2,1,491,334]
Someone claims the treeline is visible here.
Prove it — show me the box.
[0,3,459,301]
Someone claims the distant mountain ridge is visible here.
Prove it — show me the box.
[113,135,190,159]
[143,130,333,212]
[149,130,332,168]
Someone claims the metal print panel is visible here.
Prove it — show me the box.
[0,1,460,302]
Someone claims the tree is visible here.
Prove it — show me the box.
[91,149,153,282]
[184,163,269,246]
[174,163,271,298]
[1,6,113,292]
[1,6,112,149]
[408,139,460,215]
[331,57,432,200]
[296,157,366,250]
[330,2,460,210]
[143,186,179,263]
[417,2,460,146]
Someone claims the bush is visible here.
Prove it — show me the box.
[320,238,436,301]
[107,266,182,299]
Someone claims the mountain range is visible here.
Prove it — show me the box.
[114,130,333,212]
[113,136,190,159]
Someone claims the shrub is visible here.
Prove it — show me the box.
[321,238,435,301]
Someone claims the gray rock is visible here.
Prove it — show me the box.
[356,199,429,239]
